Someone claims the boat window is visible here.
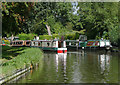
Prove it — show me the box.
[58,41,61,48]
[16,42,18,44]
[32,42,34,46]
[38,42,40,46]
[20,42,23,44]
[47,42,50,47]
[26,42,30,45]
[35,42,38,46]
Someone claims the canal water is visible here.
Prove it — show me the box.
[8,50,119,83]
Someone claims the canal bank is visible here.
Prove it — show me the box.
[1,46,44,84]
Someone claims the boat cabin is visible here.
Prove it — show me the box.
[12,40,31,46]
[31,40,67,53]
[31,40,66,48]
[24,40,31,46]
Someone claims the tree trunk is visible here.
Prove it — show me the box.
[46,24,51,36]
[11,34,14,41]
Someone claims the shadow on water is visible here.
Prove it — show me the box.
[7,50,119,83]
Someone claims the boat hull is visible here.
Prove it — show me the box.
[31,46,67,53]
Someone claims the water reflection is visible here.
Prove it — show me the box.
[55,53,67,82]
[8,51,118,83]
[55,53,67,73]
[98,54,111,74]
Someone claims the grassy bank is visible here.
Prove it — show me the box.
[1,46,43,78]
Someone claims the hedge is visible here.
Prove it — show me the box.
[17,33,37,40]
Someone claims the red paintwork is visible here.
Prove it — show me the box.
[57,50,67,53]
[2,44,6,46]
[87,41,94,46]
[95,41,99,46]
[64,50,67,53]
[57,50,63,53]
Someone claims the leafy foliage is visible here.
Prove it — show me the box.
[77,2,119,44]
[2,2,120,46]
[17,33,37,40]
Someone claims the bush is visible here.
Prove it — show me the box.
[65,33,76,40]
[52,34,60,39]
[39,33,80,40]
[74,32,80,40]
[39,34,61,40]
[39,35,52,40]
[18,33,37,40]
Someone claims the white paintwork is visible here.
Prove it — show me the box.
[31,42,34,46]
[100,41,105,47]
[100,40,111,47]
[58,48,67,50]
[53,42,56,47]
[56,41,58,47]
[35,42,38,46]
[69,42,71,45]
[63,41,66,47]
[82,47,84,49]
[76,43,78,46]
[106,41,110,46]
[36,36,39,40]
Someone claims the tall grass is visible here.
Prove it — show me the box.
[1,47,43,78]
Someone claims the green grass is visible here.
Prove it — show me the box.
[1,46,43,77]
[2,46,27,60]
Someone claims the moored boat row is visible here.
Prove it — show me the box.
[11,35,112,53]
[11,40,67,53]
[66,39,112,50]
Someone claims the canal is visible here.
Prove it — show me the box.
[8,50,119,83]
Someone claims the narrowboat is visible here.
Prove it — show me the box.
[31,40,67,53]
[12,40,31,47]
[66,35,112,50]
[0,40,6,46]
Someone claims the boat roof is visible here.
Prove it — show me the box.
[12,40,31,42]
[32,40,61,42]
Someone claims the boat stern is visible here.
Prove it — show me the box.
[57,48,67,53]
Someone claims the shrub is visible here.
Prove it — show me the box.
[39,33,80,40]
[18,33,37,40]
[52,34,60,39]
[65,33,76,40]
[74,32,80,40]
[39,34,62,40]
[39,35,52,40]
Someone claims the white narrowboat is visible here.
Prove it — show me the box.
[31,40,67,53]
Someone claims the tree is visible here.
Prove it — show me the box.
[2,2,33,36]
[77,2,119,45]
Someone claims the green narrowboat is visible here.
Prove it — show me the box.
[66,35,112,50]
[31,40,67,53]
